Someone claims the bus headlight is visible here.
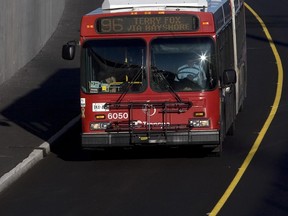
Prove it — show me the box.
[90,122,110,130]
[189,119,210,128]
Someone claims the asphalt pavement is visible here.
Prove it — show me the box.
[0,0,101,193]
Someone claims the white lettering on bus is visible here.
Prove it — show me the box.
[107,112,129,120]
[134,120,171,128]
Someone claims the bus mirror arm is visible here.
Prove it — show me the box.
[62,40,77,60]
[223,69,236,86]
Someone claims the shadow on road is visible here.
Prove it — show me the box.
[0,68,80,141]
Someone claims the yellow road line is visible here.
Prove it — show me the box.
[208,3,283,216]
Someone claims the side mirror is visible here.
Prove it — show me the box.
[223,69,236,85]
[62,41,77,60]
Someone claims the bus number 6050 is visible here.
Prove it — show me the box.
[107,112,129,120]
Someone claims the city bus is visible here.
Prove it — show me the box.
[62,0,247,153]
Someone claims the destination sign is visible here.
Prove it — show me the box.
[96,15,199,34]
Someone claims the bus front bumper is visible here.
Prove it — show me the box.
[81,130,220,148]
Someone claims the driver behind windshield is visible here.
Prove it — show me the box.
[175,54,207,88]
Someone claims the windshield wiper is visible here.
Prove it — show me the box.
[115,66,144,104]
[153,68,186,104]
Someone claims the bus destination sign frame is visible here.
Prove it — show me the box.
[96,14,199,34]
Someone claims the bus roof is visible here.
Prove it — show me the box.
[100,0,242,13]
[102,0,208,11]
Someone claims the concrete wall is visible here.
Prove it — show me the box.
[0,0,65,85]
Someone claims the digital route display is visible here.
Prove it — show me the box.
[96,14,199,34]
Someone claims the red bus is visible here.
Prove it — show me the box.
[62,0,246,153]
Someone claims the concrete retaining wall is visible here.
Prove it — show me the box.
[0,0,65,85]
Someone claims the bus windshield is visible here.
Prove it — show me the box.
[81,37,216,94]
[150,37,217,92]
[81,39,147,94]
